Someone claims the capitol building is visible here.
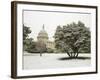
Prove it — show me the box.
[37,25,55,50]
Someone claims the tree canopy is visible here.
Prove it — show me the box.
[23,25,47,54]
[23,25,35,51]
[23,25,31,40]
[54,21,91,58]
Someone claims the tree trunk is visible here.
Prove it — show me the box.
[66,51,71,57]
[74,53,76,57]
[75,52,79,57]
[40,52,42,56]
[70,52,73,57]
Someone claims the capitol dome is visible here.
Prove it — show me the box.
[38,29,48,38]
[37,24,55,50]
[37,25,48,42]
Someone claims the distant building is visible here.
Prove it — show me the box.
[37,24,55,50]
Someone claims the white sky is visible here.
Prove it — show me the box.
[23,10,91,41]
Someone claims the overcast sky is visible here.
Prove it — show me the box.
[23,10,91,41]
